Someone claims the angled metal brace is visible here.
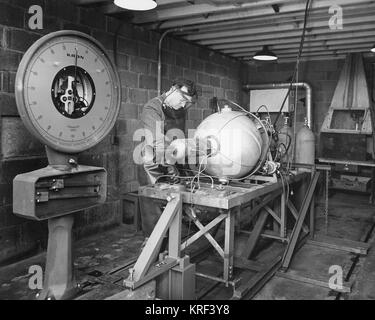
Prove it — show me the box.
[264,205,281,224]
[287,200,310,234]
[181,214,227,257]
[242,208,269,259]
[183,211,227,258]
[281,171,320,270]
[128,194,182,284]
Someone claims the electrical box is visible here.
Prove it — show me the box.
[13,165,107,221]
[249,88,294,113]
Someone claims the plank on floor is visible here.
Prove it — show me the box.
[308,235,370,255]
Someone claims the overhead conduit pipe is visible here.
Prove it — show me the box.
[158,28,184,95]
[243,82,313,129]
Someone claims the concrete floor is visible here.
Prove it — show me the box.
[350,218,375,300]
[0,224,145,300]
[254,191,375,300]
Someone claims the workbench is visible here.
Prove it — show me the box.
[126,170,316,299]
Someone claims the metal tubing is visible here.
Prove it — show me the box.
[158,28,184,95]
[224,210,235,282]
[243,82,313,129]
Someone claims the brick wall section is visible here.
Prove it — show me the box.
[0,0,244,263]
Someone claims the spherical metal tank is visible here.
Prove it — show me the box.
[194,106,263,179]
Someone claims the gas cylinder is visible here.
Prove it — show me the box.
[295,118,315,171]
[277,115,293,164]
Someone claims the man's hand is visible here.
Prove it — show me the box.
[166,166,179,183]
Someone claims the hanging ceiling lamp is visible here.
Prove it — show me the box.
[253,45,278,61]
[114,0,157,11]
[371,44,375,53]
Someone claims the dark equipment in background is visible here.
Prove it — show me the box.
[319,53,375,199]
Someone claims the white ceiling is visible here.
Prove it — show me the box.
[72,0,375,63]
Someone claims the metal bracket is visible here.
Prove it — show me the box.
[50,179,64,191]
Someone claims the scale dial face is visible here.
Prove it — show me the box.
[15,30,121,153]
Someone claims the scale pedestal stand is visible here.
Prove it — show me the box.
[37,147,78,300]
[39,215,77,300]
[13,146,108,300]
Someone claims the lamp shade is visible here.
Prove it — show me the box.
[114,0,157,11]
[371,44,375,53]
[253,45,278,61]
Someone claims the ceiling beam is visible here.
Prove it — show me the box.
[72,0,190,5]
[240,47,373,59]
[223,36,375,55]
[196,22,375,45]
[129,0,299,24]
[244,55,347,65]
[234,43,372,58]
[72,0,110,5]
[244,51,372,63]
[148,3,315,30]
[210,30,375,50]
[153,2,374,32]
[139,0,374,28]
[183,14,375,41]
[280,55,346,61]
[173,3,374,35]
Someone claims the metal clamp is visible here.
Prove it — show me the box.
[166,195,175,202]
[156,260,167,268]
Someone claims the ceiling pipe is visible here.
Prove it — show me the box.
[202,0,245,6]
[158,28,184,95]
[243,82,313,129]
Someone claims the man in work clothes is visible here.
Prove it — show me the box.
[139,78,198,236]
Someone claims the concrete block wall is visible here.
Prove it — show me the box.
[0,0,244,264]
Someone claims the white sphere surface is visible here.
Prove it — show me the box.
[194,108,263,179]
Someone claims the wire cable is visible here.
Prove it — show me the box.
[273,0,312,128]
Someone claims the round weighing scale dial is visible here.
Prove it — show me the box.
[15,30,121,154]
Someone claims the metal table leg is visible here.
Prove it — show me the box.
[224,208,235,283]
